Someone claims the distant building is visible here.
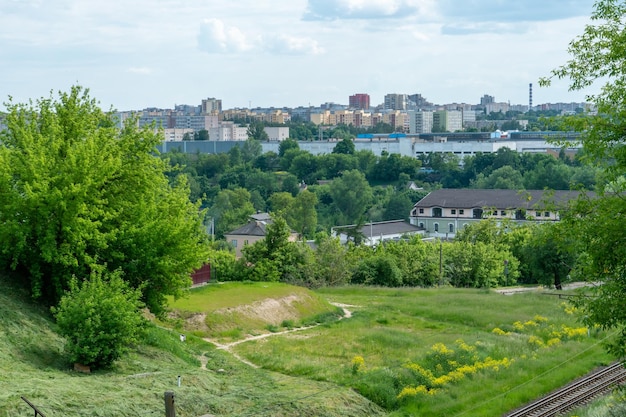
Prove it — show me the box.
[349,93,370,110]
[264,126,289,141]
[410,189,590,238]
[333,220,423,247]
[408,110,434,134]
[201,97,222,114]
[224,213,298,258]
[384,93,408,111]
[433,110,463,132]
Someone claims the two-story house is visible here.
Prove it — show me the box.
[410,189,589,238]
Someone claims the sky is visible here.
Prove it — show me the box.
[0,0,600,112]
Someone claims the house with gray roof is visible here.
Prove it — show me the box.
[410,189,588,238]
[332,220,424,246]
[224,213,298,258]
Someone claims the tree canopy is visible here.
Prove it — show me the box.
[541,0,626,359]
[0,86,209,316]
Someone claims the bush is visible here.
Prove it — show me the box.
[52,270,145,369]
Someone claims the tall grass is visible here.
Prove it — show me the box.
[233,286,615,416]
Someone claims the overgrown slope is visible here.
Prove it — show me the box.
[0,277,385,417]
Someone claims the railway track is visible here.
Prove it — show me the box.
[504,362,626,417]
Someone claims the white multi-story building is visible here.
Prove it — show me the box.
[209,121,249,141]
[161,128,194,142]
[264,127,289,141]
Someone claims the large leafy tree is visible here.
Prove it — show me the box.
[329,169,373,225]
[0,86,209,315]
[540,0,626,358]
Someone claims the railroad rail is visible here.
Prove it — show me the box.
[505,362,626,417]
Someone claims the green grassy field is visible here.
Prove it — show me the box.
[0,278,616,417]
[231,286,616,416]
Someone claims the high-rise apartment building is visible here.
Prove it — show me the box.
[384,93,408,111]
[433,110,463,132]
[408,110,434,134]
[349,93,370,110]
[202,97,222,114]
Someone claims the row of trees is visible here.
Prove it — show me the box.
[206,216,573,292]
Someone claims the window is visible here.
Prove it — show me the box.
[433,208,442,217]
[500,210,506,216]
[244,240,249,245]
[449,224,454,233]
[419,222,424,229]
[451,209,456,215]
[459,209,464,215]
[419,208,424,214]
[434,223,439,232]
[544,211,551,217]
[231,239,238,248]
[536,211,541,217]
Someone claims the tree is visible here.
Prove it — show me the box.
[329,170,373,225]
[278,138,299,157]
[52,270,144,369]
[241,138,263,164]
[332,137,355,154]
[0,87,209,316]
[540,0,626,358]
[288,189,318,239]
[246,122,269,141]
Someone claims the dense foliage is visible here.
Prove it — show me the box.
[540,0,626,361]
[0,87,209,316]
[52,270,145,369]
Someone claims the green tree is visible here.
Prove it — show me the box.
[241,138,263,164]
[540,0,626,358]
[471,166,524,189]
[313,236,354,286]
[195,129,209,141]
[278,138,299,157]
[0,87,209,315]
[209,188,255,237]
[247,122,269,141]
[329,169,373,225]
[288,189,318,239]
[332,137,355,154]
[52,270,144,369]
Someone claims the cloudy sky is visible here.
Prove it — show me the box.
[0,0,598,111]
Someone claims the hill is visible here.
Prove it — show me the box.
[0,277,384,417]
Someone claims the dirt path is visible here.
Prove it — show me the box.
[202,303,355,368]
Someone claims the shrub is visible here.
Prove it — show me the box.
[52,270,145,369]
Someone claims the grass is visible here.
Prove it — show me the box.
[231,286,616,416]
[166,281,342,342]
[1,277,618,417]
[0,277,384,417]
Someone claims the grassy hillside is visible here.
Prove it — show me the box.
[0,278,384,417]
[167,282,343,343]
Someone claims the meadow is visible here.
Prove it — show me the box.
[0,278,616,416]
[228,286,616,416]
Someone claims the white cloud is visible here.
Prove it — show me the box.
[197,19,255,53]
[197,18,324,56]
[303,0,420,20]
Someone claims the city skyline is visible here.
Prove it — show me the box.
[1,0,600,112]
